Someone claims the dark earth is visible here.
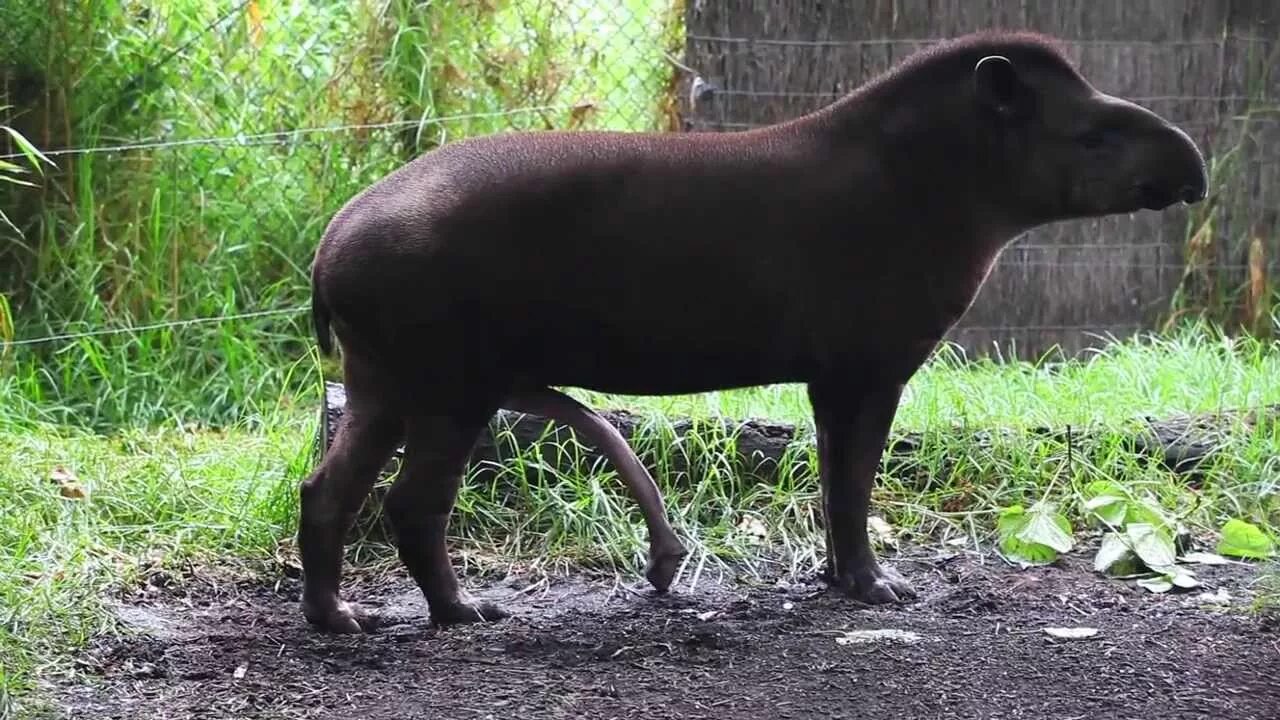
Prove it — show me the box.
[39,543,1279,720]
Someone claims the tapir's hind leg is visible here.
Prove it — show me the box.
[383,402,508,625]
[299,354,404,633]
[502,387,687,592]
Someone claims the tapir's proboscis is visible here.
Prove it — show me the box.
[300,31,1207,633]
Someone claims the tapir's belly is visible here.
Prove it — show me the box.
[518,317,815,396]
[497,260,816,395]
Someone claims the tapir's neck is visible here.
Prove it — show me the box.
[775,82,1028,252]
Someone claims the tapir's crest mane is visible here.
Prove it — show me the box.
[862,30,1082,94]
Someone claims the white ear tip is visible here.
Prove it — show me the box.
[975,55,1012,71]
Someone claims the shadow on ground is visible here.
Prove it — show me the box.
[44,547,1279,720]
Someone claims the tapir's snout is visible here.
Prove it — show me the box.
[1139,124,1208,210]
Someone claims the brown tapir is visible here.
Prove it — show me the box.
[301,30,1207,632]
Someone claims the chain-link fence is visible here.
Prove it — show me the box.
[1,0,1278,373]
[0,0,679,318]
[0,1,684,424]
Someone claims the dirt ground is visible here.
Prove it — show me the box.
[42,545,1279,720]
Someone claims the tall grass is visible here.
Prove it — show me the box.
[1,0,679,432]
[1164,36,1280,334]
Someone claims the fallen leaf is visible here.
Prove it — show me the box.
[49,465,87,499]
[59,482,87,500]
[1043,626,1099,640]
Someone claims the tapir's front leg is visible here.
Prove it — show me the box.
[808,380,915,604]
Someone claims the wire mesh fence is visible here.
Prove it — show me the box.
[0,0,1277,365]
[676,0,1280,357]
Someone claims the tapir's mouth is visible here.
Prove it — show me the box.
[1135,183,1177,211]
[1133,181,1205,211]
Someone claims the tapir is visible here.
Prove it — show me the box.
[301,30,1207,632]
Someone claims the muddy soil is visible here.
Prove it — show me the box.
[43,546,1279,720]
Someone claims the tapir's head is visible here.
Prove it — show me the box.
[950,34,1208,226]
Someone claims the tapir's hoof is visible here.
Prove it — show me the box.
[430,599,509,626]
[303,598,381,634]
[829,562,917,605]
[644,543,688,593]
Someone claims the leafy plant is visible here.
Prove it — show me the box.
[996,502,1075,567]
[0,110,55,234]
[1078,480,1205,592]
[997,479,1274,593]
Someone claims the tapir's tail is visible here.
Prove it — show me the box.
[311,272,335,357]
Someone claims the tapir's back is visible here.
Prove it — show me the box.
[314,128,837,394]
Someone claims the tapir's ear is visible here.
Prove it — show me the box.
[973,55,1027,122]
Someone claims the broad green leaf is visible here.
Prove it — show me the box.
[1017,504,1075,553]
[1137,565,1200,593]
[998,505,1058,566]
[1169,567,1201,589]
[996,504,1026,531]
[1216,518,1276,559]
[997,504,1072,567]
[1083,494,1127,526]
[1126,522,1177,571]
[1179,551,1231,566]
[1137,575,1174,593]
[1083,480,1125,497]
[1124,496,1172,529]
[1094,532,1136,574]
[1000,534,1061,567]
[1081,481,1129,526]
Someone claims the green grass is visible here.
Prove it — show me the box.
[1,0,678,434]
[3,325,1279,713]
